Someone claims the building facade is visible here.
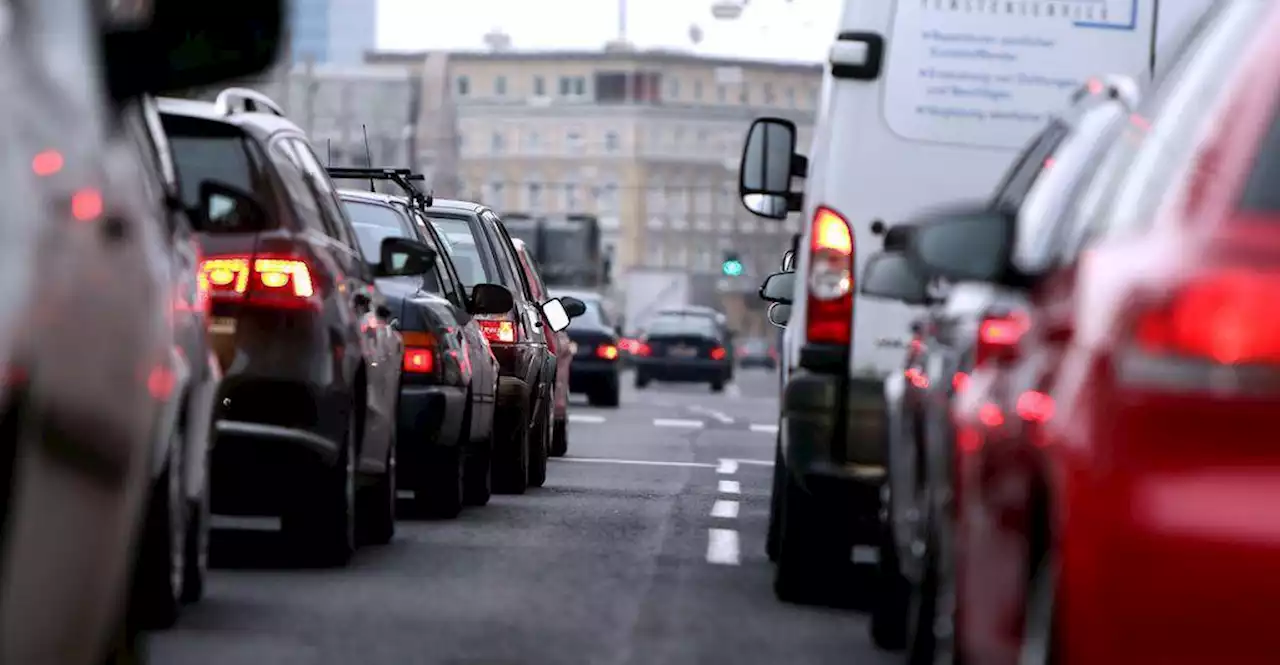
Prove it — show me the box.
[288,0,377,65]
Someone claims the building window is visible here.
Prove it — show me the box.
[533,75,546,96]
[786,87,795,108]
[764,82,775,105]
[456,76,470,96]
[566,130,584,154]
[485,180,505,206]
[604,131,620,153]
[525,180,543,210]
[574,76,586,95]
[522,130,541,153]
[558,76,572,96]
[693,80,703,100]
[667,76,679,100]
[491,131,505,154]
[716,84,727,103]
[739,86,749,104]
[599,181,619,212]
[494,75,507,96]
[560,76,587,97]
[564,183,580,211]
[647,241,665,267]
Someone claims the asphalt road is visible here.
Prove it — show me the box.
[152,368,896,665]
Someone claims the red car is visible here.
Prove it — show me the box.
[905,3,1280,664]
[511,239,572,456]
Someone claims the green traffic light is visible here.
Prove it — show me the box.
[721,260,743,276]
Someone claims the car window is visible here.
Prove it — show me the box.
[267,140,327,235]
[568,299,606,329]
[289,139,360,249]
[644,316,719,338]
[516,247,549,302]
[485,212,534,300]
[410,210,466,303]
[342,199,417,263]
[166,126,274,233]
[992,121,1071,213]
[428,214,497,287]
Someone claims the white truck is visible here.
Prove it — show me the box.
[620,268,691,337]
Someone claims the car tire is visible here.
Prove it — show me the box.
[550,417,568,457]
[285,414,356,568]
[710,380,725,393]
[773,467,851,604]
[527,399,550,489]
[180,450,210,604]
[491,402,529,495]
[418,446,464,519]
[101,616,148,665]
[133,435,185,630]
[634,372,650,389]
[588,378,621,407]
[1020,556,1057,665]
[766,441,784,562]
[870,520,911,650]
[463,404,493,507]
[906,536,940,665]
[358,440,397,543]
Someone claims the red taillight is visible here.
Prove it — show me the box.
[633,342,651,356]
[1133,270,1280,365]
[975,313,1028,366]
[596,344,619,360]
[478,318,516,344]
[952,371,969,393]
[200,253,318,309]
[710,346,727,360]
[401,331,436,374]
[805,206,854,345]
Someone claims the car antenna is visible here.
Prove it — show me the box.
[362,125,374,193]
[326,139,332,166]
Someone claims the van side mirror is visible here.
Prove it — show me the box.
[739,117,805,220]
[767,303,791,328]
[781,250,795,272]
[102,0,286,102]
[469,283,515,315]
[861,252,929,305]
[759,271,796,304]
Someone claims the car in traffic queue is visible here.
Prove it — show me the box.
[425,201,585,494]
[510,240,576,457]
[736,337,779,370]
[656,305,735,383]
[631,313,733,392]
[899,4,1280,664]
[0,1,284,663]
[548,288,623,409]
[332,169,509,518]
[160,91,430,566]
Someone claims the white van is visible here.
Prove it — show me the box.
[745,0,1213,603]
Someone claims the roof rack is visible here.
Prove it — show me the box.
[214,88,285,117]
[326,167,433,208]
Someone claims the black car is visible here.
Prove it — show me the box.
[549,289,622,407]
[160,91,433,566]
[632,314,733,392]
[425,202,583,494]
[736,338,778,370]
[332,170,509,518]
[656,305,735,381]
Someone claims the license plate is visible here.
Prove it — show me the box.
[208,317,237,335]
[671,346,697,357]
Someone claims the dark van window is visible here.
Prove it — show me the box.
[168,134,270,232]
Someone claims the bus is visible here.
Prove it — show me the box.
[499,212,606,290]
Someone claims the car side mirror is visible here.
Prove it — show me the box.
[102,0,285,102]
[861,252,929,304]
[758,271,796,304]
[739,117,804,219]
[906,205,1015,283]
[197,181,268,232]
[781,250,796,272]
[540,297,583,333]
[376,238,436,278]
[468,283,514,315]
[767,303,791,328]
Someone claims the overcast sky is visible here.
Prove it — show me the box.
[376,0,841,62]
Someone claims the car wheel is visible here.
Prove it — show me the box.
[418,446,464,518]
[358,437,397,542]
[180,449,210,604]
[550,417,568,457]
[634,372,650,389]
[766,441,783,562]
[462,402,493,506]
[100,617,148,665]
[906,535,940,665]
[773,466,852,604]
[527,399,550,489]
[710,380,725,393]
[491,402,529,495]
[1020,557,1057,665]
[133,432,185,630]
[870,519,911,650]
[285,414,356,567]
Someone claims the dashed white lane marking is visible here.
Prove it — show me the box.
[568,413,606,423]
[653,418,704,428]
[706,528,741,565]
[726,383,742,398]
[552,457,715,468]
[710,499,739,519]
[735,458,775,467]
[212,516,280,531]
[749,423,778,434]
[718,479,741,494]
[716,458,738,474]
[689,405,734,424]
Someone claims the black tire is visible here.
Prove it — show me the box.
[418,446,464,518]
[492,403,529,495]
[550,417,568,457]
[906,539,940,665]
[463,405,493,506]
[710,380,725,393]
[358,441,397,543]
[1020,556,1057,665]
[634,372,650,389]
[180,455,210,604]
[284,415,356,567]
[101,617,148,665]
[766,442,784,562]
[527,400,550,489]
[133,441,184,630]
[588,379,621,407]
[773,467,852,604]
[870,523,911,650]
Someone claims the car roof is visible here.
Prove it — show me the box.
[424,199,486,215]
[155,96,306,137]
[337,189,405,207]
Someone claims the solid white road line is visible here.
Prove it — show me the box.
[718,479,741,494]
[710,499,739,519]
[551,457,715,468]
[749,423,779,434]
[653,418,704,428]
[735,458,775,467]
[716,458,739,474]
[568,413,606,423]
[689,405,734,424]
[211,516,281,531]
[706,528,741,565]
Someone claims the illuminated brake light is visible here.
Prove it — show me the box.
[1133,270,1280,365]
[403,348,434,373]
[710,346,727,361]
[72,188,103,221]
[952,371,969,393]
[199,254,318,308]
[1016,391,1054,425]
[805,206,854,345]
[596,344,619,360]
[975,313,1028,366]
[633,342,651,357]
[478,319,516,344]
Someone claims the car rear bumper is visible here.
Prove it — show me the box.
[396,383,467,490]
[633,358,728,382]
[568,359,620,392]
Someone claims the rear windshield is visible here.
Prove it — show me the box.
[343,200,416,263]
[428,215,494,287]
[644,316,718,338]
[164,125,268,233]
[568,299,604,329]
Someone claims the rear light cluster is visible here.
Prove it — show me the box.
[401,331,436,374]
[1133,270,1280,365]
[805,206,854,345]
[477,318,516,344]
[596,344,619,360]
[975,313,1028,367]
[710,346,727,361]
[905,367,929,389]
[199,253,318,309]
[632,342,651,356]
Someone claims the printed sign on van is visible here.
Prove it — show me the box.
[882,0,1155,149]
